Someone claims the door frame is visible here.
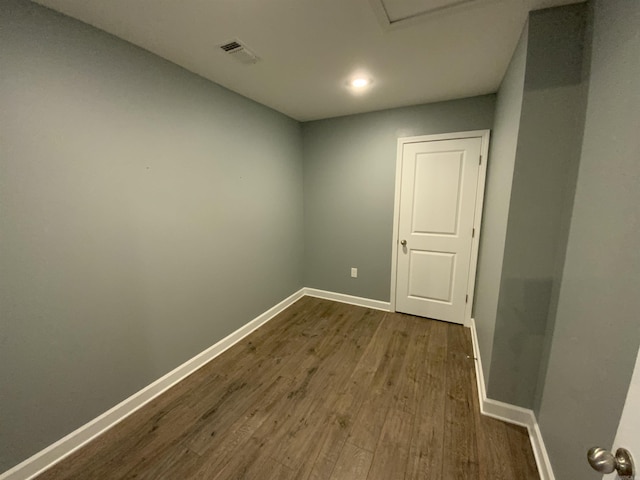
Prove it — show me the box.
[389,130,490,326]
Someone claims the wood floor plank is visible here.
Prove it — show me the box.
[187,373,305,479]
[38,401,200,480]
[273,307,383,471]
[465,327,519,480]
[186,302,373,478]
[329,441,373,480]
[505,423,539,479]
[405,319,447,480]
[367,407,414,480]
[183,301,345,455]
[123,445,202,480]
[387,314,428,416]
[476,415,516,479]
[304,311,397,480]
[345,313,413,452]
[366,315,430,480]
[35,298,541,480]
[443,324,480,480]
[136,299,345,477]
[207,437,296,480]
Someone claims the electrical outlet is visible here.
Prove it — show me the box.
[351,267,358,278]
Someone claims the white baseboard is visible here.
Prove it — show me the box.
[303,288,391,312]
[0,288,306,480]
[469,318,555,480]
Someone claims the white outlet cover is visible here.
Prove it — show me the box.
[351,267,358,278]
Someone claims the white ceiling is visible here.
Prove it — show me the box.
[33,0,582,121]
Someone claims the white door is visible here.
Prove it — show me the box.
[394,135,483,324]
[601,347,640,479]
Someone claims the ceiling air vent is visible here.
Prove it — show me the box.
[219,39,260,65]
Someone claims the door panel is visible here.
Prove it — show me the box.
[408,251,455,302]
[395,137,481,324]
[412,151,464,235]
[603,347,640,479]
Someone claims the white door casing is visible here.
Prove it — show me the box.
[390,131,489,325]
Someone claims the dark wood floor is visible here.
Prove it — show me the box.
[37,296,539,479]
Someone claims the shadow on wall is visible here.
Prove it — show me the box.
[488,277,552,407]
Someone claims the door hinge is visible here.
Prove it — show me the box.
[472,227,475,238]
[466,294,469,303]
[479,155,482,165]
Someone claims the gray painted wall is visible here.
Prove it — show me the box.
[302,97,495,301]
[0,0,303,471]
[487,5,588,408]
[473,26,527,386]
[531,3,593,414]
[537,0,640,478]
[6,0,636,477]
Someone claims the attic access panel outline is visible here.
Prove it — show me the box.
[371,0,492,28]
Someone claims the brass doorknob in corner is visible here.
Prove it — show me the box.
[400,239,407,246]
[587,446,635,479]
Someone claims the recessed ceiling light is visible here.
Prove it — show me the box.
[350,77,371,88]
